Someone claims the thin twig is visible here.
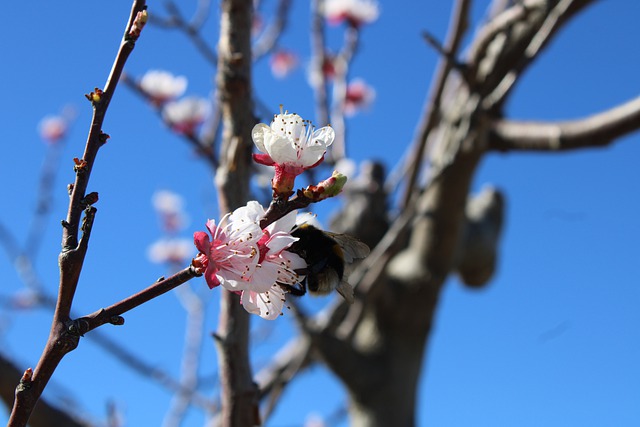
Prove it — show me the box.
[400,0,471,208]
[329,25,360,161]
[158,1,218,66]
[8,3,148,425]
[163,284,207,427]
[253,0,293,61]
[120,73,219,168]
[309,0,330,128]
[77,267,199,333]
[24,139,68,257]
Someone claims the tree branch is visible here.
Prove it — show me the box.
[121,73,219,168]
[0,353,91,427]
[8,3,147,426]
[400,0,471,208]
[214,0,259,426]
[489,95,640,151]
[309,0,330,128]
[253,0,293,60]
[76,267,199,333]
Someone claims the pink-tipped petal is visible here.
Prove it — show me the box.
[193,231,211,254]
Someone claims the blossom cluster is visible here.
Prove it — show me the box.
[193,108,350,319]
[194,202,305,319]
[139,70,209,136]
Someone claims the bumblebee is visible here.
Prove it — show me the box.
[286,224,370,303]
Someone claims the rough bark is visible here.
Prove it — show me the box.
[214,0,258,426]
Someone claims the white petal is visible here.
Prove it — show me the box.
[240,291,261,315]
[266,232,298,254]
[252,123,270,152]
[264,133,298,164]
[312,126,335,147]
[250,262,281,293]
[298,143,327,166]
[241,285,287,320]
[266,210,298,236]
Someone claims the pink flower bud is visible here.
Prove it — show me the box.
[302,170,347,201]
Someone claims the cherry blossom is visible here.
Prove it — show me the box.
[152,190,189,233]
[252,108,335,196]
[139,70,187,104]
[193,202,263,290]
[270,50,299,79]
[148,238,193,264]
[38,115,68,144]
[323,0,380,27]
[162,96,209,135]
[194,201,307,320]
[344,78,376,116]
[240,210,306,319]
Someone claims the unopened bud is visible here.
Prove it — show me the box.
[129,9,148,38]
[85,88,103,104]
[302,171,347,201]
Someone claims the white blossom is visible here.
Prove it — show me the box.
[162,96,209,134]
[252,110,335,169]
[148,238,194,264]
[139,70,187,104]
[323,0,380,27]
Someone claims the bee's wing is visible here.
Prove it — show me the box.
[336,281,354,304]
[326,233,370,263]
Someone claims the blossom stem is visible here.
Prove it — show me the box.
[75,267,200,333]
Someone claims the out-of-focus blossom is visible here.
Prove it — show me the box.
[323,0,380,27]
[304,413,326,427]
[270,50,299,79]
[148,238,194,264]
[307,53,337,88]
[152,190,189,233]
[38,116,68,144]
[139,70,188,105]
[344,78,376,116]
[162,96,209,135]
[252,108,335,196]
[240,209,305,319]
[193,202,263,290]
[252,13,264,36]
[322,54,337,80]
[9,290,40,310]
[38,106,76,144]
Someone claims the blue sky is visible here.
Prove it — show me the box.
[1,1,640,426]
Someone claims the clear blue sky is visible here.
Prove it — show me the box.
[1,1,640,426]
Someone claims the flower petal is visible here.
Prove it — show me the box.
[312,126,335,147]
[252,123,271,152]
[241,285,287,320]
[204,264,220,289]
[265,232,298,254]
[193,231,211,254]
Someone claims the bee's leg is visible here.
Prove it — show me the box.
[277,281,307,297]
